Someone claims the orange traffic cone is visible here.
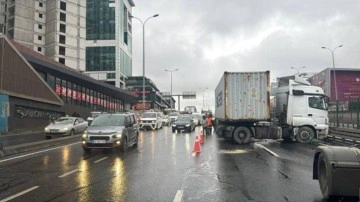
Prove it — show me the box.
[193,135,201,153]
[199,131,204,144]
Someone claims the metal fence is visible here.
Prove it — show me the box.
[328,98,360,129]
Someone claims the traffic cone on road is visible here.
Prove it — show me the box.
[199,131,205,144]
[193,135,201,153]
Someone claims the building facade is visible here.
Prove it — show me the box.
[0,35,138,132]
[310,68,360,108]
[1,0,86,71]
[126,76,173,112]
[85,0,134,89]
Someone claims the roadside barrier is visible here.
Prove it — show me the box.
[193,135,201,154]
[199,130,205,144]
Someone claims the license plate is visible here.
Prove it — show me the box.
[93,140,106,144]
[178,126,183,129]
[50,130,58,133]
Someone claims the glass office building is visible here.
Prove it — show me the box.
[85,0,134,88]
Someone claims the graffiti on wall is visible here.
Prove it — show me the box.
[15,105,64,120]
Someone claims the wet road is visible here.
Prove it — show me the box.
[0,126,328,201]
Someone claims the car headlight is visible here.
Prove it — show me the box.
[113,131,122,138]
[60,126,69,132]
[82,131,88,138]
[172,124,176,127]
[152,120,156,123]
[186,124,190,127]
[44,127,49,132]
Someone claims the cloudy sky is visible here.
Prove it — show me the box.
[130,0,360,112]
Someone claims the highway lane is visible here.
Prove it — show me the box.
[0,126,329,202]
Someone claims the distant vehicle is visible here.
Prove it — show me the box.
[81,113,139,153]
[86,111,107,125]
[139,112,163,130]
[44,117,88,139]
[169,112,179,124]
[162,115,170,126]
[184,106,197,114]
[191,113,204,126]
[215,71,329,144]
[172,114,195,133]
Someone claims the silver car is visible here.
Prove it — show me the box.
[44,117,88,139]
[82,113,139,153]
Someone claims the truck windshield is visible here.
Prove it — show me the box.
[308,96,327,110]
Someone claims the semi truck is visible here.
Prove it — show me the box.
[214,71,329,144]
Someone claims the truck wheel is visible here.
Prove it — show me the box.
[317,152,334,199]
[296,126,314,143]
[233,127,252,144]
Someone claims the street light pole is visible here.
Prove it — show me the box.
[322,45,343,127]
[130,14,159,112]
[290,66,305,76]
[165,69,179,109]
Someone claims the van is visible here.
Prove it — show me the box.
[139,112,163,130]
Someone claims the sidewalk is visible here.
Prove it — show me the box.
[0,127,80,158]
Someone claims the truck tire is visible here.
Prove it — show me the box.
[233,127,252,144]
[296,126,314,143]
[317,152,333,199]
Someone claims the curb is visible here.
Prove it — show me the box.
[0,135,82,158]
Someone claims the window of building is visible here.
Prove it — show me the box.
[86,46,115,71]
[39,13,43,18]
[86,0,115,40]
[60,1,66,11]
[38,35,42,41]
[60,13,66,22]
[37,47,42,52]
[38,24,43,29]
[39,2,43,7]
[59,46,65,55]
[60,24,66,33]
[59,57,65,64]
[59,35,65,44]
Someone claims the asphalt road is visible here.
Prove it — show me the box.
[0,126,350,202]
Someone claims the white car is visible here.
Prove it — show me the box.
[139,112,163,130]
[169,112,179,124]
[45,117,88,139]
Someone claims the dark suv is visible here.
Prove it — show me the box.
[81,113,139,153]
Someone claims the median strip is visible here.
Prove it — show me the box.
[94,157,108,163]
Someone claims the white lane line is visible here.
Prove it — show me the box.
[0,186,39,202]
[58,169,79,178]
[0,142,80,163]
[173,190,183,202]
[255,143,279,157]
[94,157,108,163]
[317,143,328,146]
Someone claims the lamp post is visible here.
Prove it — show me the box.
[290,66,305,76]
[130,14,159,112]
[165,69,179,109]
[321,45,343,127]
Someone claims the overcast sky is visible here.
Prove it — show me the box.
[130,0,360,112]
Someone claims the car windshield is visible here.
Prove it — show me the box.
[177,116,191,121]
[142,113,156,118]
[91,115,125,126]
[55,117,74,124]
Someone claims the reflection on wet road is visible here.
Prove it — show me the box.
[0,126,335,201]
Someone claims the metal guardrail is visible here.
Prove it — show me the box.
[327,127,360,145]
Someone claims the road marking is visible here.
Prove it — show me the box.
[317,143,328,146]
[0,186,39,202]
[173,190,183,202]
[94,157,108,163]
[58,169,79,178]
[255,143,279,157]
[0,142,80,163]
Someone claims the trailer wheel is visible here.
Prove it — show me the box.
[317,152,334,199]
[233,127,252,144]
[296,126,314,143]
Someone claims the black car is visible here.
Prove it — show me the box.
[171,115,195,132]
